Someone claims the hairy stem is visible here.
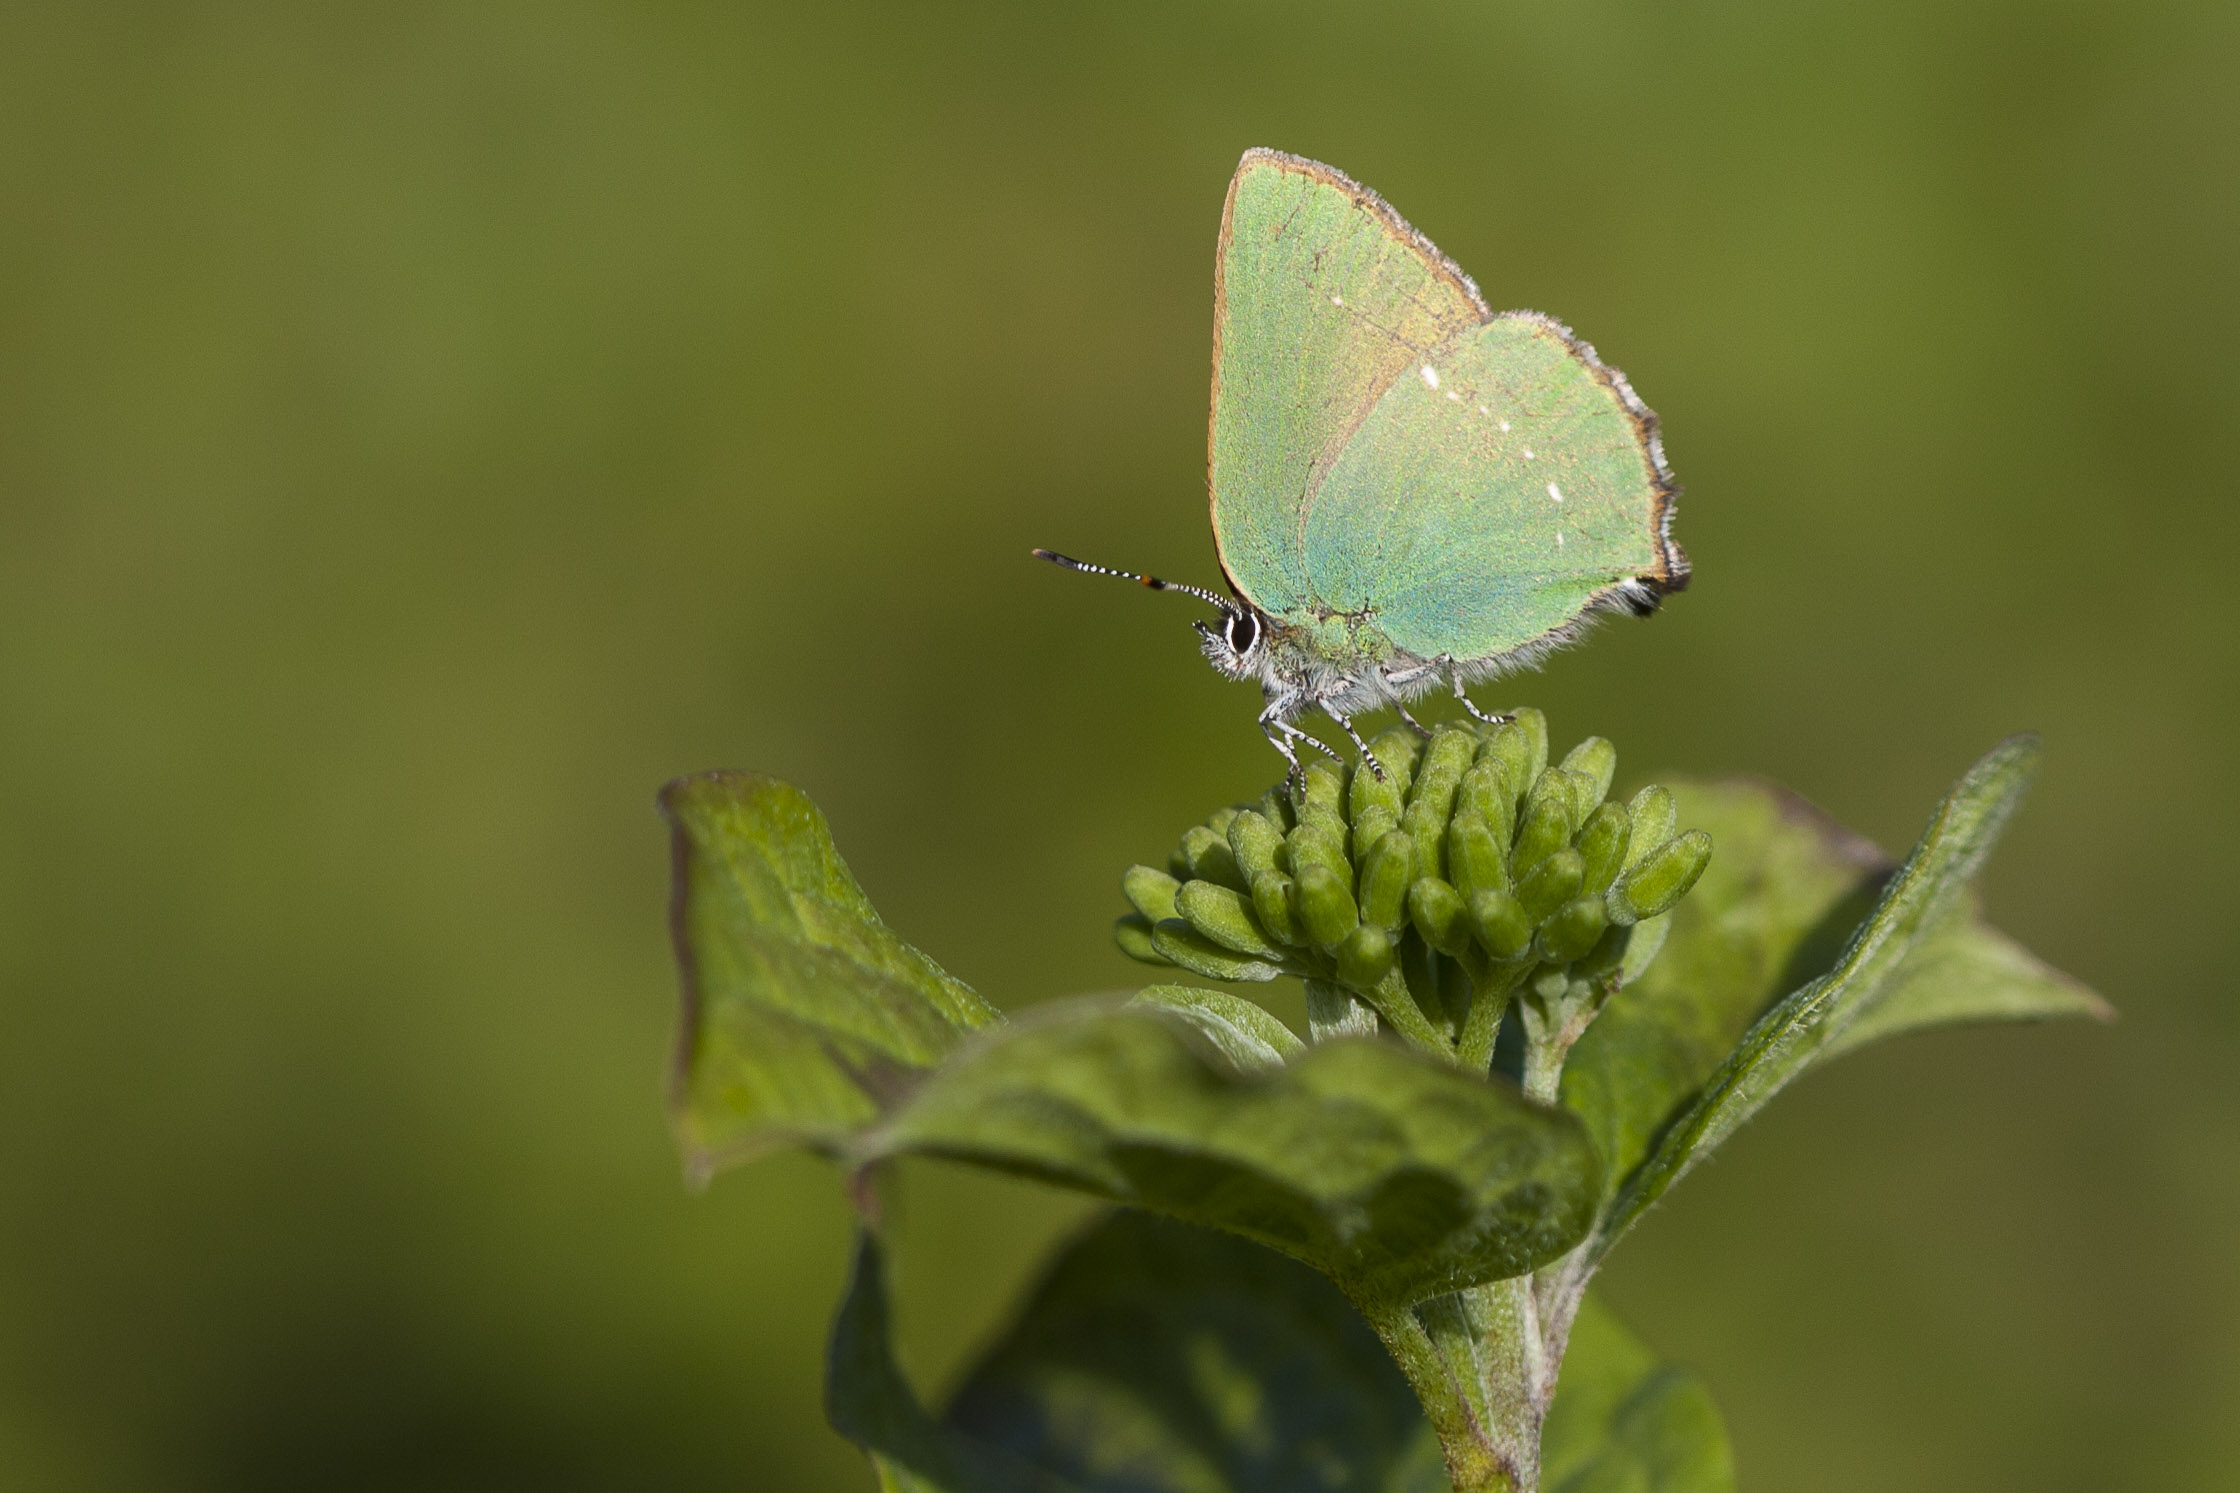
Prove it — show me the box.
[1458,958,1528,1073]
[1363,1297,1528,1493]
[1367,963,1448,1052]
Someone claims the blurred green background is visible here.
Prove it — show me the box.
[1,2,2234,1488]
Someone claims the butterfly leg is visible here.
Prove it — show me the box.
[1259,697,1341,796]
[1329,709,1387,782]
[1438,657,1512,726]
[1393,703,1434,738]
[1381,656,1501,730]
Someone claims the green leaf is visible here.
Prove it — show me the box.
[945,1210,1447,1493]
[940,1211,1729,1493]
[1564,739,2109,1225]
[827,1230,1077,1493]
[1541,1295,1735,1493]
[1595,734,2102,1254]
[1128,986,1306,1076]
[1560,775,1888,1202]
[660,771,999,1180]
[858,1003,1602,1309]
[1818,895,2111,1059]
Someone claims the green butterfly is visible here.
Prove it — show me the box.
[1039,148,1686,786]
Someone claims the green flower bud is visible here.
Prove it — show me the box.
[1575,802,1632,895]
[1366,726,1424,796]
[1532,965,1574,1004]
[1610,829,1712,924]
[1176,824,1248,892]
[1255,787,1294,834]
[1356,829,1415,929]
[1348,754,1406,825]
[1122,864,1183,923]
[1117,710,1710,1068]
[1517,846,1585,923]
[1407,876,1472,957]
[1251,870,1305,947]
[1297,803,1349,857]
[1537,894,1610,964]
[1351,805,1400,862]
[1510,707,1549,783]
[1301,755,1346,811]
[1114,913,1166,964]
[1176,878,1283,959]
[1459,760,1517,845]
[1559,736,1617,809]
[1522,765,1575,821]
[1470,887,1534,961]
[1335,922,1396,989]
[1447,811,1510,900]
[1572,917,1632,980]
[1624,784,1678,868]
[1404,727,1476,829]
[1479,720,1535,804]
[1620,910,1672,983]
[1296,860,1360,949]
[1227,809,1284,882]
[1151,919,1284,982]
[1284,821,1346,879]
[1512,788,1574,876]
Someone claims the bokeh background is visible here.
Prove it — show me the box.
[2,3,2235,1488]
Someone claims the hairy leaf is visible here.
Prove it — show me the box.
[1595,735,2099,1254]
[947,1210,1446,1493]
[1541,1295,1734,1493]
[1564,741,2108,1224]
[1818,896,2110,1059]
[1128,985,1306,1075]
[858,1003,1601,1308]
[1560,776,1886,1201]
[662,771,998,1180]
[943,1210,1729,1493]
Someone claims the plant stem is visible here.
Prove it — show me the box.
[1367,964,1448,1053]
[1522,1034,1566,1106]
[1362,1300,1522,1493]
[1458,959,1527,1072]
[1364,1278,1549,1492]
[1303,979,1379,1042]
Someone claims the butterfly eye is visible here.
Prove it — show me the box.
[1225,611,1260,654]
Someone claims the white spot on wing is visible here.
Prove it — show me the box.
[1499,420,1511,432]
[1421,365,1441,390]
[1522,447,1535,460]
[1556,531,1565,547]
[1330,293,1344,306]
[1446,391,1461,402]
[1478,404,1490,415]
[1547,483,1563,503]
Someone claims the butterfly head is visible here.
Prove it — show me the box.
[1194,607,1268,681]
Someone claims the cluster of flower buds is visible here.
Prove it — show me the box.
[1116,710,1711,1066]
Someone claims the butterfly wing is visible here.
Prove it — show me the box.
[1209,149,1486,617]
[1302,311,1684,666]
[1210,149,1682,666]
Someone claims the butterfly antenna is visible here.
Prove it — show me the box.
[1031,549,1237,612]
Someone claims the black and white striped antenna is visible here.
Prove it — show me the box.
[1032,549,1238,613]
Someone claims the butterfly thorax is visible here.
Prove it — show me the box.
[1202,604,1431,725]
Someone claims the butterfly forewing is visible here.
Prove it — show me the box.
[1209,150,1484,617]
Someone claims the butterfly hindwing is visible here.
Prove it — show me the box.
[1303,312,1680,664]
